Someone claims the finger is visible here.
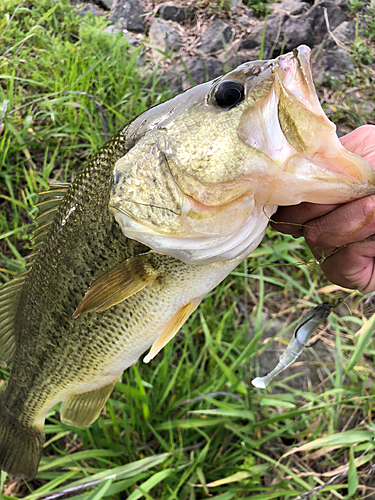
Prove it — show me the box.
[319,241,375,293]
[271,203,340,237]
[304,196,375,248]
[339,125,375,168]
[307,244,338,262]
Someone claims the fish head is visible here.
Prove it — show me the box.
[110,45,375,265]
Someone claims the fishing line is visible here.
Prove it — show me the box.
[262,206,352,267]
[268,217,320,232]
[262,204,321,232]
[244,258,317,275]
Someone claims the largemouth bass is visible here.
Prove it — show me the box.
[1,45,374,479]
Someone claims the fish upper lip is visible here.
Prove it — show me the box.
[240,46,314,114]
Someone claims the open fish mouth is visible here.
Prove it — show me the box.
[110,45,375,266]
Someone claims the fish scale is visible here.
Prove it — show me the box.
[4,132,140,406]
[0,125,238,477]
[1,46,375,479]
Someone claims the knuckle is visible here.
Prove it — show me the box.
[358,195,375,224]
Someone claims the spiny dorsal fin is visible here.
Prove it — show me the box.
[0,183,70,366]
[29,181,71,262]
[37,181,70,216]
[72,253,157,319]
[35,181,70,226]
[0,275,26,366]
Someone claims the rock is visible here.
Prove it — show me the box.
[76,3,102,16]
[127,37,141,46]
[324,20,356,49]
[334,0,350,7]
[239,13,288,56]
[157,4,192,23]
[270,0,309,15]
[102,24,122,35]
[346,90,375,115]
[198,18,233,54]
[160,57,223,93]
[304,0,348,46]
[217,44,247,69]
[278,15,315,50]
[149,19,182,55]
[241,0,348,57]
[101,0,114,8]
[312,47,354,84]
[108,0,145,33]
[238,15,252,28]
[336,128,347,137]
[238,36,263,52]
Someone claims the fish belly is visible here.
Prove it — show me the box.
[10,257,239,429]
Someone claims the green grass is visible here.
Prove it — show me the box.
[0,0,170,277]
[1,1,375,499]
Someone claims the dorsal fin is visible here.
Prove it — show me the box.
[0,182,70,366]
[37,181,70,216]
[0,275,26,366]
[29,181,71,261]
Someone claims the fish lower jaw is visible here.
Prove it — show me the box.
[112,201,277,265]
[253,149,375,206]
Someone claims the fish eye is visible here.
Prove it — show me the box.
[214,80,245,109]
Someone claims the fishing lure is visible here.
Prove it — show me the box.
[252,302,334,389]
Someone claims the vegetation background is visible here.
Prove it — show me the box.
[1,0,375,498]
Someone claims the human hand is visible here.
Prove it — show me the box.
[271,125,375,293]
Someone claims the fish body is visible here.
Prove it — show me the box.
[1,45,375,479]
[0,132,239,479]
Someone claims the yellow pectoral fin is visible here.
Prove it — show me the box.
[73,253,157,318]
[143,298,201,363]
